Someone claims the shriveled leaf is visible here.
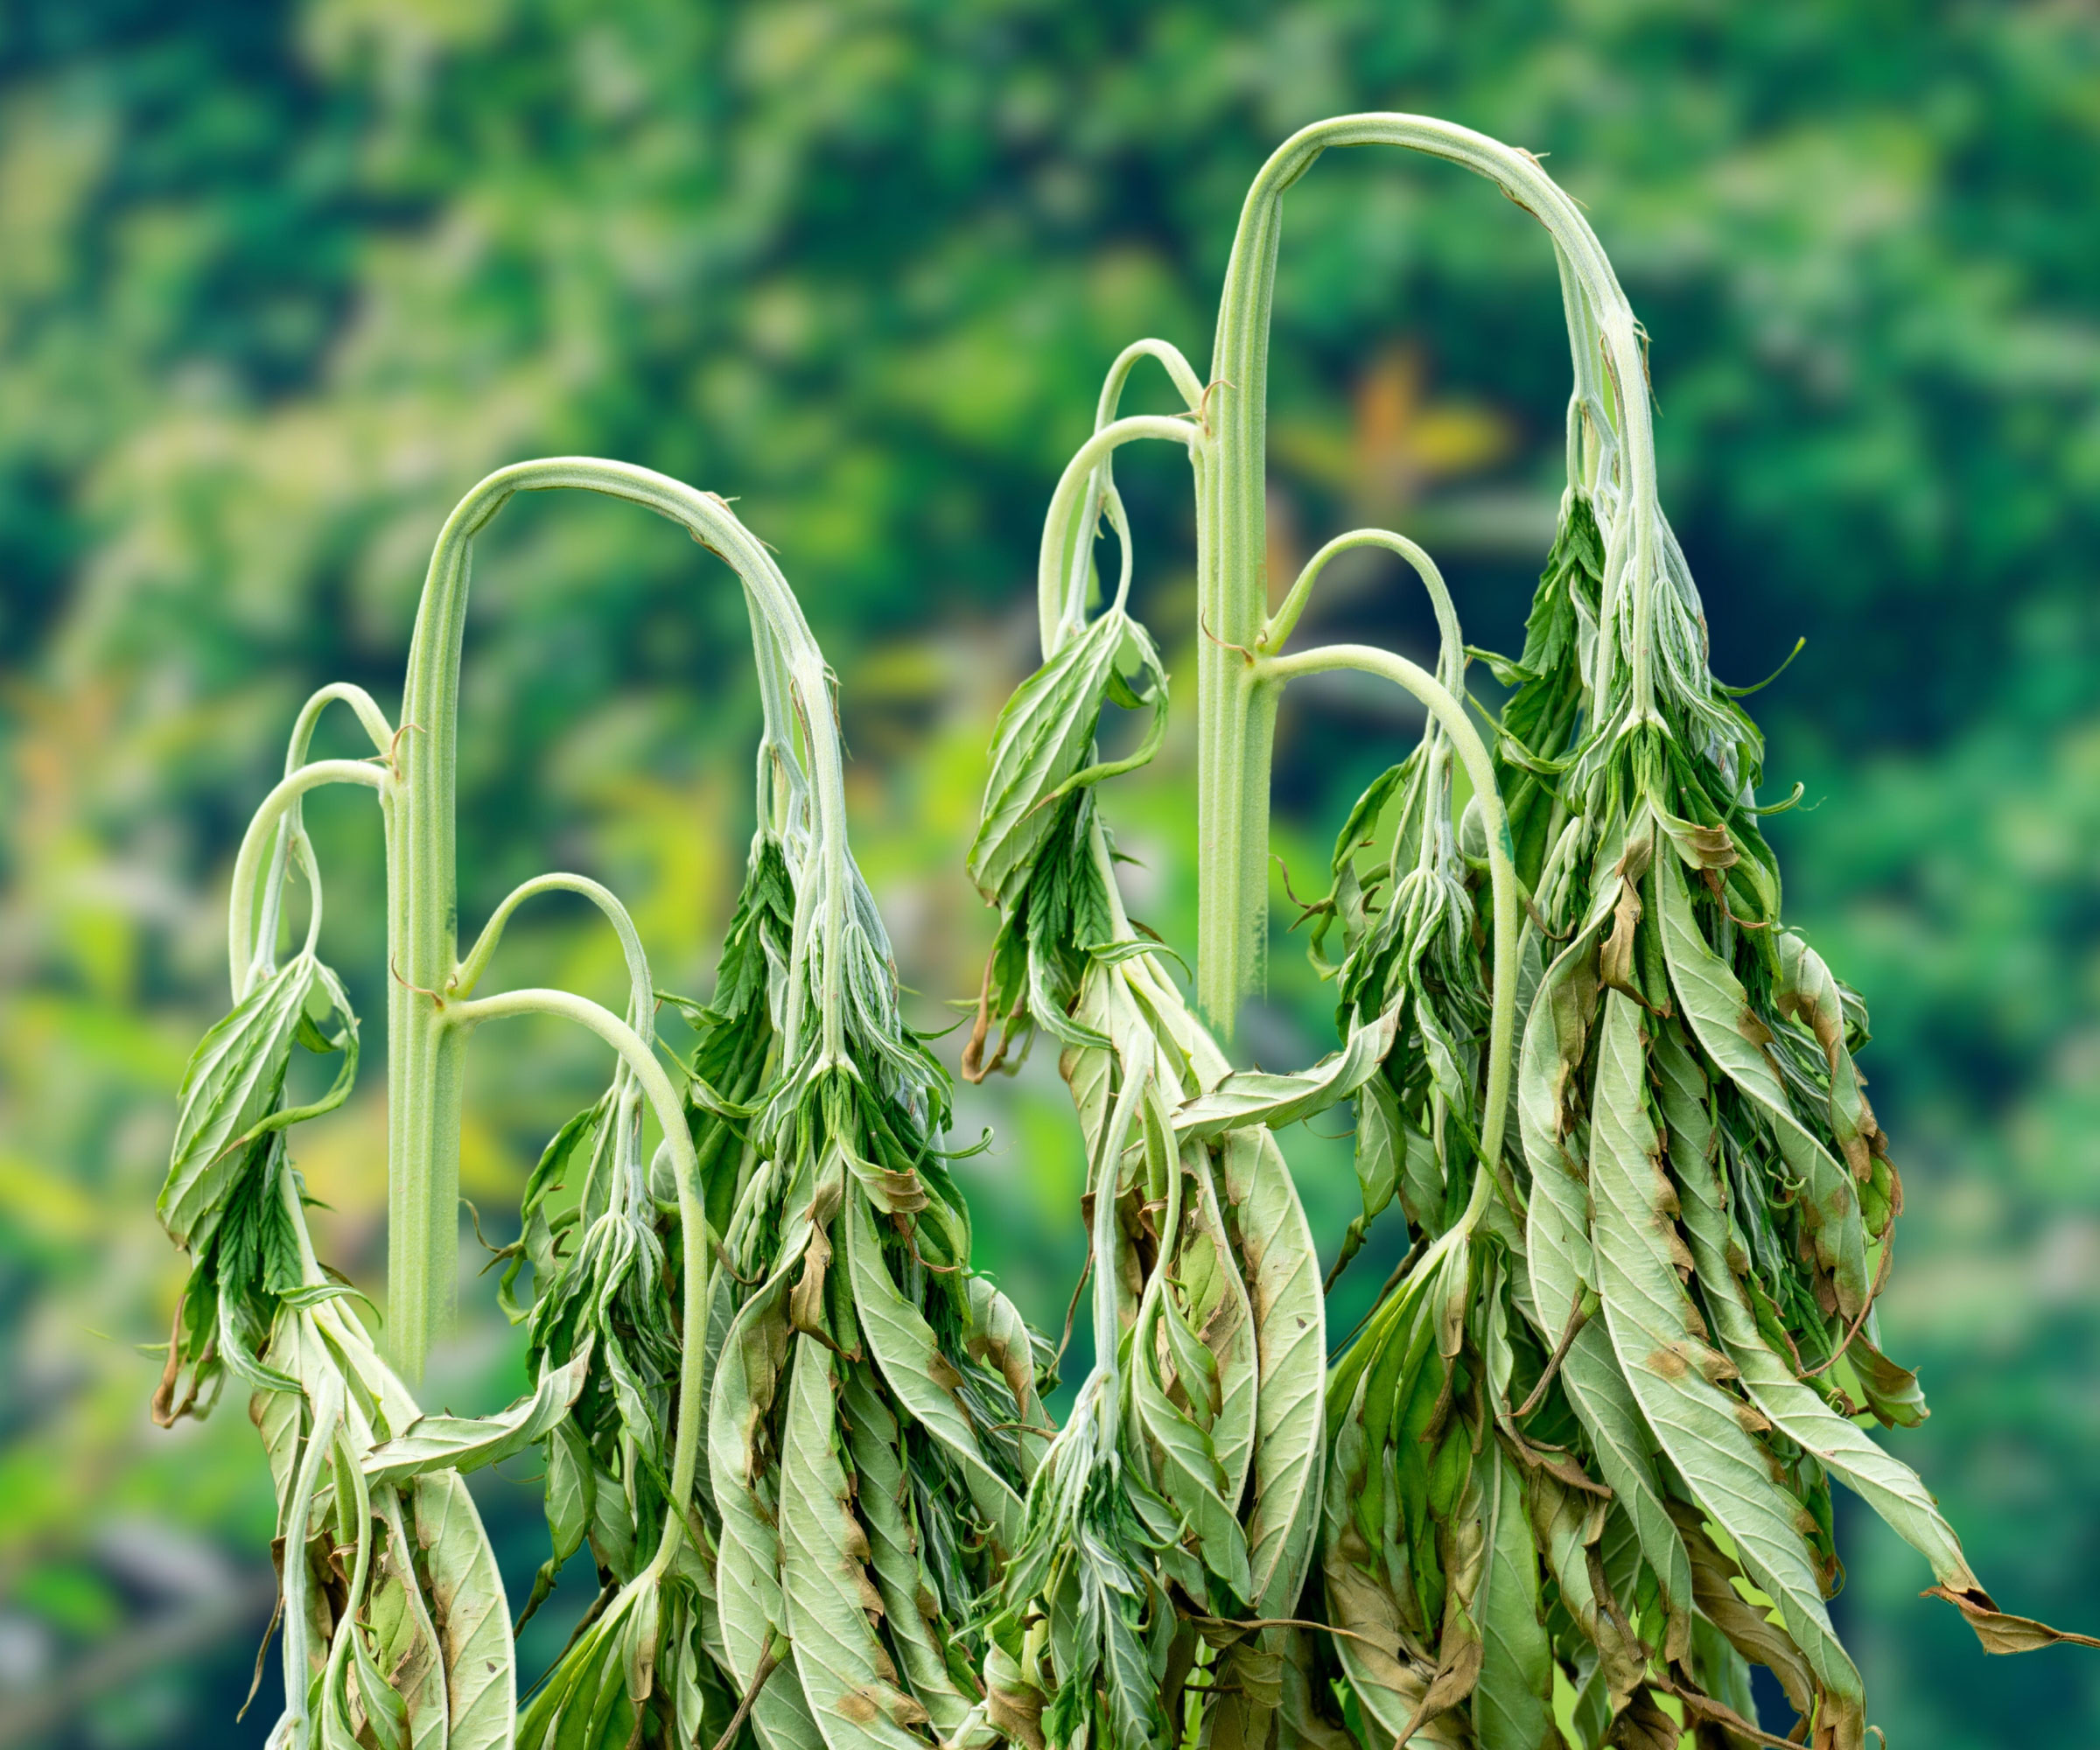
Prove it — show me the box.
[1172,1004,1397,1142]
[779,1337,933,1750]
[1668,1500,1817,1718]
[1922,1586,2100,1656]
[1655,853,1870,1320]
[1180,1153,1258,1505]
[363,1341,592,1484]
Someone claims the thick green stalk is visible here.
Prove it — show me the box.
[387,456,853,1379]
[1197,113,1656,1032]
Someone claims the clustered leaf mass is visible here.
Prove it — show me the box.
[154,116,2092,1750]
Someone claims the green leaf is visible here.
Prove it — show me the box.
[1129,1288,1252,1600]
[706,1243,828,1750]
[779,1336,934,1749]
[1585,990,1864,1732]
[1178,1153,1258,1506]
[1558,1323,1693,1659]
[1653,1018,1979,1592]
[159,956,317,1251]
[1215,1123,1325,1619]
[517,1418,594,1633]
[1320,1389,1445,1743]
[842,1195,1022,1554]
[1654,851,1870,1320]
[362,1340,592,1483]
[964,1275,1055,1481]
[517,1602,632,1750]
[1471,1441,1562,1750]
[836,1365,976,1740]
[969,606,1158,912]
[410,1469,516,1750]
[1172,1004,1398,1141]
[1516,917,1603,1343]
[349,1619,412,1750]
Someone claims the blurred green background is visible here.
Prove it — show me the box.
[1,2,2096,1745]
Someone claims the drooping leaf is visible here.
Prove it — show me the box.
[159,956,318,1251]
[363,1341,593,1484]
[1516,916,1604,1343]
[1653,1018,1979,1597]
[1172,1004,1398,1141]
[706,1241,828,1750]
[779,1336,934,1750]
[968,606,1163,913]
[410,1470,516,1750]
[1654,850,1871,1321]
[1471,1441,1563,1750]
[836,1365,978,1740]
[843,1196,1023,1556]
[1585,991,1865,1746]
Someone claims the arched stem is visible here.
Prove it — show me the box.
[1060,342,1206,638]
[252,684,396,983]
[453,872,654,1040]
[1197,112,1657,1030]
[228,760,390,998]
[1039,414,1203,655]
[1252,641,1518,1192]
[387,457,852,1377]
[444,984,708,1561]
[1258,527,1464,689]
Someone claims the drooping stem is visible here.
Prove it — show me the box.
[1039,413,1204,654]
[445,984,709,1560]
[452,871,654,1038]
[1251,640,1519,1188]
[387,456,852,1379]
[228,760,390,997]
[1257,528,1463,688]
[1197,112,1656,1032]
[252,686,396,976]
[1060,342,1206,639]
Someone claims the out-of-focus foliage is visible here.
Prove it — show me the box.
[0,3,2094,1746]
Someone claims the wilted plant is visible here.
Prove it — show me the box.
[158,115,2094,1750]
[967,113,2097,1750]
[154,458,1049,1750]
[962,337,1329,1750]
